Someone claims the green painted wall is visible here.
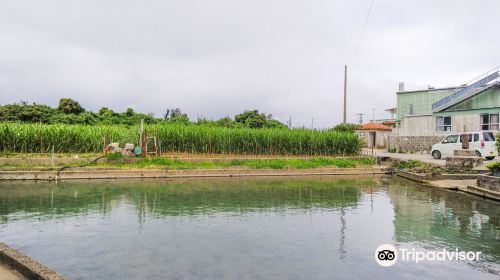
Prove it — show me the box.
[445,88,500,111]
[434,107,500,117]
[397,87,500,121]
[396,88,455,120]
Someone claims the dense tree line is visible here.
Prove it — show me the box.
[0,98,289,129]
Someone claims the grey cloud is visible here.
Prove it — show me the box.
[1,0,499,127]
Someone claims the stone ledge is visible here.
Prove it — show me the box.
[445,156,483,170]
[0,167,389,181]
[0,243,65,280]
[465,184,500,201]
[395,170,479,182]
[477,174,500,192]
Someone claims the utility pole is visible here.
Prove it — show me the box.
[311,118,314,130]
[372,108,375,122]
[288,116,292,128]
[356,113,363,124]
[343,65,347,124]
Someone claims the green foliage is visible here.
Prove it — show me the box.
[234,110,287,129]
[215,117,243,128]
[105,152,124,160]
[0,103,55,123]
[393,159,444,174]
[497,133,500,153]
[167,115,190,125]
[0,100,290,130]
[486,161,500,170]
[264,119,288,129]
[163,108,187,120]
[134,157,374,169]
[332,123,361,133]
[57,98,84,115]
[0,123,363,155]
[125,108,134,117]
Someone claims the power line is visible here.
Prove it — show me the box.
[353,0,375,64]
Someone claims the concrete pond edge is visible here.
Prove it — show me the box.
[0,243,65,280]
[0,167,390,181]
[395,170,500,201]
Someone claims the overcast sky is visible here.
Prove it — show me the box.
[1,0,499,127]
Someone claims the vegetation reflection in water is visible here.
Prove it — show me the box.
[0,176,498,279]
[0,177,368,219]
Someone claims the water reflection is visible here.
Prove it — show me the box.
[387,179,500,273]
[0,176,498,279]
[0,177,372,221]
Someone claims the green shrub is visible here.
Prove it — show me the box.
[486,161,500,171]
[105,152,124,160]
[393,159,444,174]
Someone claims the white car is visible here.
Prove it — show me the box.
[431,131,498,160]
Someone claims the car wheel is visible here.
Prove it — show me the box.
[486,156,495,160]
[475,151,482,158]
[432,150,441,159]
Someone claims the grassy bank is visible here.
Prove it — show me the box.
[129,157,375,169]
[0,156,375,170]
[0,123,363,156]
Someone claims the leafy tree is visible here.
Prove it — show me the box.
[0,99,293,130]
[264,119,288,129]
[0,103,55,123]
[167,115,190,125]
[234,110,268,128]
[216,117,242,128]
[57,98,84,115]
[125,108,135,117]
[235,110,287,129]
[196,118,218,127]
[164,108,187,120]
[332,123,361,133]
[98,107,115,116]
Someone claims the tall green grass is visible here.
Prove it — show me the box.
[0,123,363,155]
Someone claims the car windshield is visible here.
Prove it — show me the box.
[444,135,458,143]
[483,132,495,142]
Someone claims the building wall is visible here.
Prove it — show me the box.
[396,112,499,136]
[396,87,500,122]
[396,88,457,121]
[395,115,441,136]
[356,130,390,148]
[393,85,500,151]
[391,112,499,151]
[446,88,500,111]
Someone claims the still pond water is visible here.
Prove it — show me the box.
[0,176,499,279]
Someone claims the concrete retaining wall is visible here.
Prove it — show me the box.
[388,135,443,152]
[0,243,65,280]
[0,167,389,181]
[477,174,500,192]
[395,170,481,182]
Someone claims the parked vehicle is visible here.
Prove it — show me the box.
[431,131,498,160]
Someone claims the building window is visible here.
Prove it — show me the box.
[480,114,499,131]
[436,116,452,132]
